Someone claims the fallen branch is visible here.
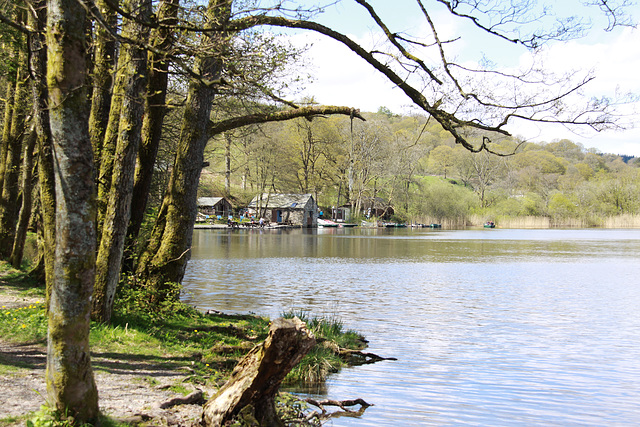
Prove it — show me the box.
[305,398,373,413]
[303,397,373,422]
[338,348,398,365]
[159,389,204,409]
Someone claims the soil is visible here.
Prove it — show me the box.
[0,291,206,426]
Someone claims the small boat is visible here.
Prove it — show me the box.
[318,218,339,227]
[384,222,407,228]
[339,223,358,228]
[429,223,442,228]
[484,221,496,228]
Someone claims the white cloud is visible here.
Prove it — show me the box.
[290,32,411,113]
[507,26,640,155]
[288,22,640,156]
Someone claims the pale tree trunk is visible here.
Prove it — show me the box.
[126,0,179,249]
[136,0,229,301]
[225,132,232,193]
[202,317,316,426]
[92,0,151,323]
[0,45,29,258]
[28,0,56,302]
[45,0,99,420]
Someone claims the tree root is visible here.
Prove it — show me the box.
[304,397,373,422]
[158,389,205,409]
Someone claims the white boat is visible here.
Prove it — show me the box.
[318,218,339,227]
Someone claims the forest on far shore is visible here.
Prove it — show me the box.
[193,107,640,228]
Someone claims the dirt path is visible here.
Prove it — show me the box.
[0,294,205,426]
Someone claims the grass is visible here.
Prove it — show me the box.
[281,309,368,385]
[0,262,368,425]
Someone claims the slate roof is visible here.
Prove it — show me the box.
[197,197,225,207]
[248,193,315,209]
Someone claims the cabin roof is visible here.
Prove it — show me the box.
[248,193,315,210]
[197,197,228,207]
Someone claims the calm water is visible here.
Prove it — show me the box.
[182,228,640,426]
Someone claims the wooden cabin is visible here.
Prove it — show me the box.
[247,193,317,227]
[197,197,233,219]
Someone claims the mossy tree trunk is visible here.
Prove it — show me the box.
[88,0,118,170]
[0,74,16,196]
[28,0,56,302]
[125,0,179,261]
[9,128,36,269]
[0,41,29,259]
[45,0,99,420]
[92,0,151,323]
[95,56,125,234]
[135,0,230,301]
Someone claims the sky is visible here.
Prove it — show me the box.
[281,0,640,156]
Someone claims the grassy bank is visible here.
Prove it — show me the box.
[0,262,367,426]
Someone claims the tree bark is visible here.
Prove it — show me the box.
[45,0,99,420]
[88,0,118,171]
[225,132,231,194]
[202,317,316,426]
[96,65,123,233]
[92,0,150,323]
[9,128,37,268]
[126,0,179,250]
[0,72,16,195]
[135,0,229,301]
[28,0,56,303]
[0,45,29,258]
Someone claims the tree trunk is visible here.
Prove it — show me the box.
[0,46,29,258]
[202,317,316,426]
[9,129,37,268]
[29,0,56,303]
[126,0,179,250]
[92,0,151,323]
[225,132,231,194]
[0,72,16,195]
[96,61,125,232]
[45,0,99,421]
[88,0,118,170]
[135,0,229,302]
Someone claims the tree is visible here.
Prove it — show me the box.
[92,0,151,323]
[428,145,455,179]
[45,0,99,420]
[0,12,28,258]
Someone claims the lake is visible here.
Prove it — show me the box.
[182,228,640,426]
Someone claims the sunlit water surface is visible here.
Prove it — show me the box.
[182,228,640,426]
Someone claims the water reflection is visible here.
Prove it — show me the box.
[183,228,640,426]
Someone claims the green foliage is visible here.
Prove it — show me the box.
[24,406,125,427]
[412,177,478,221]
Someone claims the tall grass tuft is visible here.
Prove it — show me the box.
[281,309,366,385]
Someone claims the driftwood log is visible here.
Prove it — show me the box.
[202,317,316,426]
